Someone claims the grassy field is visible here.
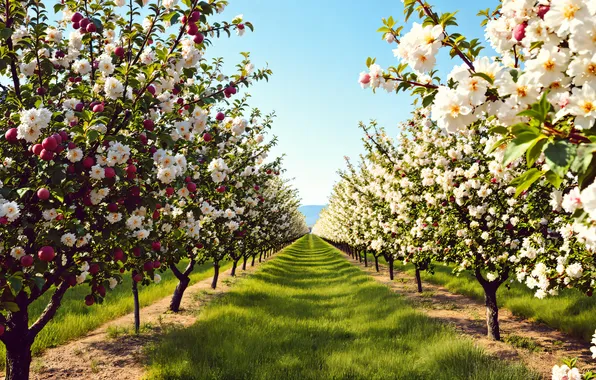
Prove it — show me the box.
[0,259,232,369]
[361,252,596,342]
[145,235,536,380]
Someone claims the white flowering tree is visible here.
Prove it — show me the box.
[354,0,596,340]
[316,106,589,341]
[359,0,595,252]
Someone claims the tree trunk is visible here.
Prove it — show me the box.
[132,279,140,335]
[242,255,247,271]
[169,276,190,312]
[251,255,255,267]
[4,300,32,380]
[5,339,32,380]
[363,251,368,267]
[231,260,238,276]
[211,262,220,289]
[483,283,500,340]
[388,257,394,281]
[415,268,423,293]
[374,256,379,272]
[169,260,195,313]
[475,269,504,341]
[259,251,262,262]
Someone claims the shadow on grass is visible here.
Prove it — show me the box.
[145,235,537,380]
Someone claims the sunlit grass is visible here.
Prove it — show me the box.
[410,264,596,342]
[361,252,596,342]
[145,235,535,380]
[0,260,232,369]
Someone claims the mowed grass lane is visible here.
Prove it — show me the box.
[146,235,535,380]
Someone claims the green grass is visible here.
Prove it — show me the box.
[358,251,596,342]
[145,235,536,380]
[403,263,596,342]
[0,259,233,369]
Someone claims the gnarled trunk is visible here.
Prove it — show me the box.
[4,300,31,380]
[251,255,256,267]
[169,277,189,312]
[415,268,423,293]
[211,262,220,289]
[4,281,69,380]
[374,256,379,272]
[169,260,195,312]
[5,338,32,380]
[483,283,500,340]
[475,269,504,341]
[242,255,247,271]
[363,251,368,267]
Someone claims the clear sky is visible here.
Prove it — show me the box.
[201,0,497,205]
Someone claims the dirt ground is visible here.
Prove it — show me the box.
[14,248,595,380]
[27,259,269,380]
[344,253,595,379]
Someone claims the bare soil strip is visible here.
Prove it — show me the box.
[342,253,594,379]
[27,259,270,380]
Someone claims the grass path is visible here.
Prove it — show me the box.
[0,259,233,371]
[145,235,535,380]
[350,249,594,378]
[27,258,257,379]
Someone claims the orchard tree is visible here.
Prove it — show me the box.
[354,0,596,340]
[0,0,274,377]
[315,107,587,341]
[359,0,595,254]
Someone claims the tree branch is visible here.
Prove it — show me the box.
[28,281,70,339]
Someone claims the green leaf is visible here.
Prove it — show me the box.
[87,129,100,143]
[545,170,563,188]
[529,41,544,51]
[0,28,13,41]
[16,188,32,198]
[510,123,538,136]
[31,277,45,290]
[526,138,548,168]
[578,159,596,190]
[422,92,436,107]
[511,168,545,197]
[3,302,20,312]
[517,109,544,121]
[472,72,494,85]
[544,140,577,178]
[571,144,596,173]
[52,188,65,203]
[8,277,22,295]
[489,125,508,135]
[503,132,543,166]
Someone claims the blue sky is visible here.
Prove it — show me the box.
[206,0,500,205]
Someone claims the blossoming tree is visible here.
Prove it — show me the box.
[315,106,588,341]
[353,0,596,340]
[0,0,305,376]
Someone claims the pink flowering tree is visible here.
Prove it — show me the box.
[0,0,273,376]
